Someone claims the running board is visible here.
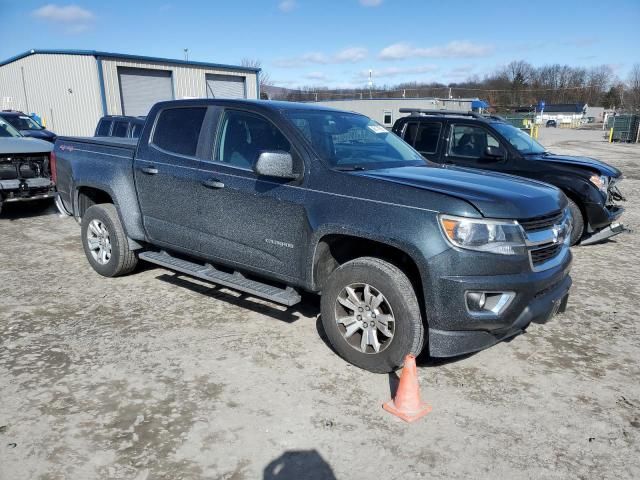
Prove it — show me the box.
[580,222,626,246]
[139,251,301,306]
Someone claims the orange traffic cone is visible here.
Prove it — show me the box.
[383,355,432,423]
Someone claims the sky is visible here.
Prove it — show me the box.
[1,0,638,90]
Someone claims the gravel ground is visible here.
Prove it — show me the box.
[1,128,639,480]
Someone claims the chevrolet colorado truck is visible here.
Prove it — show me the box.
[53,100,572,373]
[392,109,625,246]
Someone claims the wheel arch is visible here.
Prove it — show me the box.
[310,231,427,320]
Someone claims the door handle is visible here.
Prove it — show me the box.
[140,166,158,175]
[202,178,225,189]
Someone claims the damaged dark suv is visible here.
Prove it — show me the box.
[393,110,625,245]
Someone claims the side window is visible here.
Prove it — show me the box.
[112,121,128,138]
[414,122,442,154]
[152,107,207,157]
[448,124,500,159]
[217,110,291,169]
[96,119,112,136]
[131,123,143,138]
[402,122,418,145]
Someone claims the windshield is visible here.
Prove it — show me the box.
[493,122,546,154]
[285,110,424,170]
[0,120,21,138]
[3,114,44,130]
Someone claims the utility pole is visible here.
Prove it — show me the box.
[183,48,189,61]
[368,70,373,99]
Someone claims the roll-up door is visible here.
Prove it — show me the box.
[205,74,246,99]
[119,67,173,116]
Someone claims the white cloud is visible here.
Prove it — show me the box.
[32,4,95,22]
[379,41,494,60]
[305,72,329,81]
[32,4,95,34]
[278,0,296,12]
[356,65,439,80]
[275,47,368,67]
[359,0,383,6]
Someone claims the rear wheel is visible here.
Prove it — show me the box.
[567,198,584,246]
[81,204,138,277]
[320,257,424,373]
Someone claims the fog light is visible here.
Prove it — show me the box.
[465,291,515,316]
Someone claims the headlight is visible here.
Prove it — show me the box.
[439,215,527,255]
[589,174,609,194]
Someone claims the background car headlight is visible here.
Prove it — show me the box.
[589,174,609,194]
[439,215,527,255]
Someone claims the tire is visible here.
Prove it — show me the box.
[567,197,584,246]
[320,257,425,373]
[81,203,138,277]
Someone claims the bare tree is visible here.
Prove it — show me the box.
[627,64,640,111]
[241,58,271,98]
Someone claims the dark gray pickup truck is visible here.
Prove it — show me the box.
[54,99,572,372]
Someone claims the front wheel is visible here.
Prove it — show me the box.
[320,257,425,373]
[81,203,138,277]
[567,198,584,246]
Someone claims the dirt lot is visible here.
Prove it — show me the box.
[1,128,639,480]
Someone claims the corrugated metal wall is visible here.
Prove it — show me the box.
[0,53,103,136]
[100,57,258,116]
[314,98,473,127]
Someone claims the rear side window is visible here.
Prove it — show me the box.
[402,122,418,145]
[112,121,129,138]
[96,119,112,136]
[414,122,442,154]
[152,107,207,157]
[131,123,143,138]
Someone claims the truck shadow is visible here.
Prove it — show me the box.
[156,272,320,324]
[0,199,56,220]
[263,449,336,480]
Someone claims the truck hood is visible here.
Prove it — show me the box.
[355,165,566,219]
[533,152,621,177]
[20,129,56,142]
[0,137,54,154]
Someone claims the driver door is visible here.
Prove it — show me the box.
[444,123,509,174]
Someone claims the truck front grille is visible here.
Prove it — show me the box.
[530,243,563,267]
[519,211,563,233]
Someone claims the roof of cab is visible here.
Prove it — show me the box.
[151,98,356,115]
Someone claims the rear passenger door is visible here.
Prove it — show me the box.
[194,108,309,281]
[400,121,443,162]
[134,106,208,252]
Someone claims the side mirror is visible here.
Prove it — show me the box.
[253,151,300,180]
[484,145,506,160]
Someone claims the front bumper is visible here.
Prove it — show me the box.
[584,202,624,231]
[427,249,572,357]
[0,178,55,202]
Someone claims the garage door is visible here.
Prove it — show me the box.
[205,74,246,99]
[118,67,174,116]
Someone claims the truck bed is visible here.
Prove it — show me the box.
[56,136,138,152]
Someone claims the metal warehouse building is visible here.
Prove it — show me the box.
[313,98,484,128]
[0,49,260,136]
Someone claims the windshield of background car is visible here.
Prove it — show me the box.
[492,122,546,154]
[285,110,425,170]
[0,120,21,138]
[4,114,44,130]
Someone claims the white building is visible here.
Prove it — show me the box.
[0,49,260,136]
[313,98,485,127]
